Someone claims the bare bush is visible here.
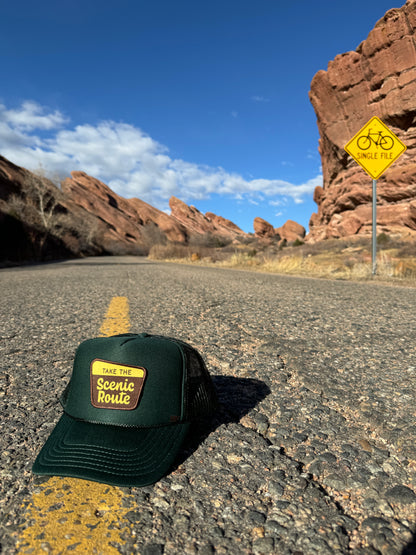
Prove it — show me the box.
[6,169,64,257]
[6,168,104,258]
[23,169,62,228]
[53,212,103,254]
[397,242,416,257]
[140,222,167,249]
[148,243,191,260]
[189,233,232,248]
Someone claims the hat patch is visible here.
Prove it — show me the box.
[90,359,146,410]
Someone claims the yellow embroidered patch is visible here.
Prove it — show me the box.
[90,359,146,410]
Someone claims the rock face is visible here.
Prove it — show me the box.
[0,154,307,264]
[0,156,103,262]
[276,220,306,243]
[62,172,189,251]
[254,216,306,243]
[169,196,246,240]
[253,217,276,239]
[308,0,416,241]
[0,155,251,262]
[0,156,28,200]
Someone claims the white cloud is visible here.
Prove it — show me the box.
[0,100,320,210]
[1,100,68,131]
[252,95,270,103]
[269,198,288,207]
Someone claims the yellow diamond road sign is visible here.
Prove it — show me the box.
[344,116,406,180]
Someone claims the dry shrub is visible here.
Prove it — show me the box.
[398,243,416,257]
[262,255,301,273]
[394,259,416,279]
[222,252,261,267]
[189,233,232,248]
[147,234,416,284]
[140,222,167,248]
[105,241,148,256]
[148,243,191,260]
[148,242,232,263]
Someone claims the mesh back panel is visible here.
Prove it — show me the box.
[179,341,218,420]
[158,336,218,421]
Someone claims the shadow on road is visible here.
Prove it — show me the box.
[0,256,153,271]
[174,375,270,469]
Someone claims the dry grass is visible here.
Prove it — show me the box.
[147,234,416,286]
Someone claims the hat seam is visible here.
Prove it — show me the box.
[61,410,188,429]
[42,442,181,472]
[151,335,188,419]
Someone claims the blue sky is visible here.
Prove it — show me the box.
[0,0,401,234]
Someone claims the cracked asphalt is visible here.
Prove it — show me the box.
[1,256,416,554]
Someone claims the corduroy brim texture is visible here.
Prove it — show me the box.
[33,413,190,487]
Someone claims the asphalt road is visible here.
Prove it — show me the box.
[1,256,416,554]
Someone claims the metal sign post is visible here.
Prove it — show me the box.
[344,117,406,276]
[372,179,377,275]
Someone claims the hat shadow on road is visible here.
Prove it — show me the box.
[172,375,271,470]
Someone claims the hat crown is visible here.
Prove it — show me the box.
[62,334,185,427]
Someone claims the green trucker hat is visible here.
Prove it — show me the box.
[33,333,217,487]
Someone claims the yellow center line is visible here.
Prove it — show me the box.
[17,297,136,554]
[99,296,130,337]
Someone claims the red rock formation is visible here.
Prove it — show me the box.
[0,156,104,260]
[169,196,247,239]
[253,217,276,239]
[2,155,309,261]
[62,172,189,248]
[0,156,249,258]
[205,212,245,236]
[62,172,143,250]
[308,0,416,241]
[0,155,29,200]
[275,220,306,243]
[128,198,188,243]
[254,217,305,243]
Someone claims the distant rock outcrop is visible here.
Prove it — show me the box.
[62,172,189,251]
[308,0,416,241]
[169,196,247,240]
[254,216,306,243]
[62,172,144,251]
[276,220,306,243]
[0,155,252,262]
[0,154,308,264]
[253,217,276,239]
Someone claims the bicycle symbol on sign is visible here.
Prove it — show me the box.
[357,128,394,150]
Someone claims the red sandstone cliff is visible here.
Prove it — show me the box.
[308,0,416,241]
[253,216,306,243]
[169,196,247,240]
[62,172,189,249]
[0,156,250,260]
[1,154,307,262]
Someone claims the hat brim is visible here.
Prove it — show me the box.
[32,413,190,487]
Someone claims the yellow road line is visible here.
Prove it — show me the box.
[17,297,136,554]
[99,296,130,337]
